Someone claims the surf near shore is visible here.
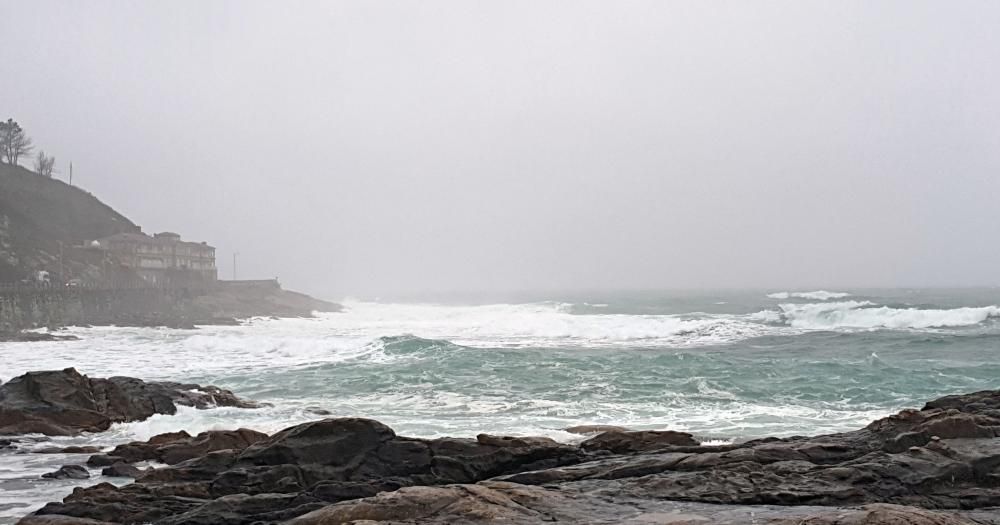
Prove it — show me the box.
[3,368,1000,524]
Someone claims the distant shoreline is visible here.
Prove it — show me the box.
[0,280,341,337]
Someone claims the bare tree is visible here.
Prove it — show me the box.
[0,118,34,165]
[34,150,56,177]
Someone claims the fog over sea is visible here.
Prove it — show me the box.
[2,288,1000,521]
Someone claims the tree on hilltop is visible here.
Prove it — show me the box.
[0,118,34,165]
[34,150,55,177]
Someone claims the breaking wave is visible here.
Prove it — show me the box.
[767,290,851,301]
[776,301,1000,330]
[4,291,1000,523]
[332,301,777,348]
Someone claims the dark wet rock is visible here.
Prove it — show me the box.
[84,454,120,467]
[192,316,241,326]
[229,418,584,489]
[100,462,143,478]
[285,484,550,524]
[0,368,260,436]
[0,332,80,342]
[475,434,558,448]
[161,428,269,465]
[41,464,90,480]
[580,429,699,453]
[156,493,326,525]
[22,390,1000,524]
[36,446,103,454]
[564,424,628,435]
[32,482,200,524]
[90,428,268,466]
[29,418,585,524]
[286,485,990,525]
[17,516,115,525]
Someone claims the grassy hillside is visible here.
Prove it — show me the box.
[0,164,139,281]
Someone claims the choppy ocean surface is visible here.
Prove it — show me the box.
[2,288,999,522]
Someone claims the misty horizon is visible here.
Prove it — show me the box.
[3,1,999,298]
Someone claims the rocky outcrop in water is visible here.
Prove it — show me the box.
[0,368,260,436]
[0,331,80,342]
[20,389,1000,524]
[41,465,90,480]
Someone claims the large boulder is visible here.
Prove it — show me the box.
[41,465,90,480]
[101,462,144,478]
[579,429,699,453]
[564,424,628,435]
[0,368,260,436]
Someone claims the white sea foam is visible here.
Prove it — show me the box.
[6,298,997,386]
[777,301,1000,329]
[316,300,778,349]
[767,290,851,300]
[3,296,998,522]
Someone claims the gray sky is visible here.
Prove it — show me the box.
[2,1,999,298]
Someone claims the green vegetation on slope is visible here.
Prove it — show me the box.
[0,163,138,281]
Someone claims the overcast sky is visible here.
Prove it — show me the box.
[2,1,999,298]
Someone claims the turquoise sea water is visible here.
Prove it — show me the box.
[1,288,999,521]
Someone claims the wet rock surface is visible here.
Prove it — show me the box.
[20,389,1000,524]
[578,428,699,453]
[0,368,261,436]
[87,428,268,466]
[100,463,145,478]
[28,418,585,524]
[36,446,103,455]
[564,424,629,435]
[286,486,995,525]
[41,465,89,480]
[0,332,80,343]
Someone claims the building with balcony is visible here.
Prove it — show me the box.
[93,231,217,285]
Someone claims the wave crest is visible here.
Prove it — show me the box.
[369,334,469,355]
[338,301,775,348]
[776,301,1000,329]
[767,290,851,301]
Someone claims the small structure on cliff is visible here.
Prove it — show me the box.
[92,231,217,286]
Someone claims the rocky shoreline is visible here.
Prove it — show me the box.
[0,282,342,339]
[3,370,1000,524]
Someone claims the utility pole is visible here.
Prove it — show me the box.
[233,251,239,281]
[69,162,73,185]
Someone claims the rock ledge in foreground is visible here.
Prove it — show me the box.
[20,389,1000,524]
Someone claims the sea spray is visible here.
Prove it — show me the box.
[3,289,1000,521]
